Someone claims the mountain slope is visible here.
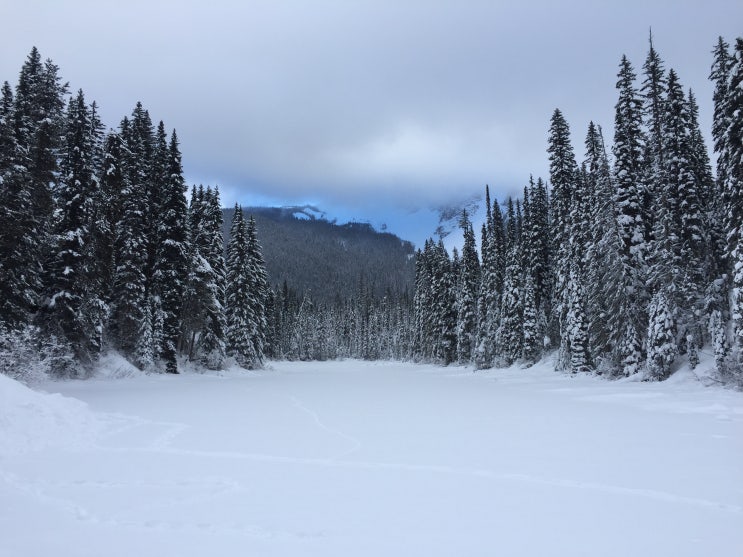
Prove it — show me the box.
[222,206,416,303]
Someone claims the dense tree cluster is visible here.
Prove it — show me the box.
[2,37,742,386]
[265,280,413,362]
[0,48,268,376]
[414,36,743,384]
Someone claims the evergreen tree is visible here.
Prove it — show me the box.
[521,273,541,365]
[710,37,733,188]
[660,69,706,359]
[646,289,677,381]
[613,55,648,284]
[246,215,269,364]
[642,32,667,170]
[547,108,578,369]
[455,210,480,363]
[193,187,227,369]
[110,116,149,367]
[0,48,66,328]
[566,266,591,373]
[154,130,189,373]
[496,199,524,365]
[723,39,743,256]
[39,90,101,375]
[226,205,258,367]
[95,131,125,305]
[641,33,668,240]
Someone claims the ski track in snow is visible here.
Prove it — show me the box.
[288,394,363,460]
[85,444,741,516]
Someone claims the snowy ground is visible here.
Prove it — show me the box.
[1,359,742,556]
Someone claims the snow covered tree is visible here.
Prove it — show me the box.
[110,116,150,367]
[566,267,591,373]
[95,131,125,305]
[39,90,102,376]
[521,273,541,365]
[246,215,269,364]
[613,55,648,290]
[0,48,66,329]
[191,187,227,369]
[642,32,667,173]
[226,205,258,367]
[547,108,578,369]
[660,69,706,360]
[495,199,524,365]
[153,130,189,373]
[646,289,677,381]
[456,210,480,364]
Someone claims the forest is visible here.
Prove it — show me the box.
[1,35,742,385]
[414,36,743,384]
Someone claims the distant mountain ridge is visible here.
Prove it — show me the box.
[222,206,416,303]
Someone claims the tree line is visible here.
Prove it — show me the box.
[2,36,742,384]
[0,47,269,377]
[414,35,743,384]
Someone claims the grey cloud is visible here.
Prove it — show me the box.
[1,0,741,217]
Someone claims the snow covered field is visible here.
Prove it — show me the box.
[1,360,742,556]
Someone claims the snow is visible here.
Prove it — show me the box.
[1,360,742,556]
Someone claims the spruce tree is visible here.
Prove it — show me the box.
[0,48,66,328]
[153,130,189,373]
[455,210,480,364]
[226,205,258,367]
[40,90,101,375]
[521,273,541,365]
[726,39,743,372]
[547,108,578,369]
[613,55,648,284]
[246,215,269,364]
[566,266,591,373]
[660,69,706,360]
[110,116,150,367]
[646,289,677,381]
[192,187,227,369]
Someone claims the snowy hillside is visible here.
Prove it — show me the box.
[2,360,741,556]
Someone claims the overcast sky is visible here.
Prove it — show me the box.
[2,0,741,245]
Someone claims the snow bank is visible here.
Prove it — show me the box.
[93,351,146,379]
[0,373,101,454]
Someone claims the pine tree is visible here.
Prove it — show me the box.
[660,69,706,360]
[566,267,591,373]
[613,55,648,285]
[642,32,667,170]
[641,33,668,241]
[154,130,189,373]
[710,37,733,188]
[0,81,13,173]
[646,289,677,381]
[521,273,541,365]
[731,225,743,372]
[110,116,150,367]
[96,132,125,306]
[496,199,524,365]
[40,90,101,375]
[456,210,480,363]
[226,205,258,366]
[724,39,743,256]
[547,108,578,369]
[246,215,269,364]
[583,122,636,374]
[193,187,227,369]
[0,49,66,328]
[437,241,457,364]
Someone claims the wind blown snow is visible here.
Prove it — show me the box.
[1,360,742,556]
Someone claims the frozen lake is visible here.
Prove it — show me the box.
[2,360,742,556]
